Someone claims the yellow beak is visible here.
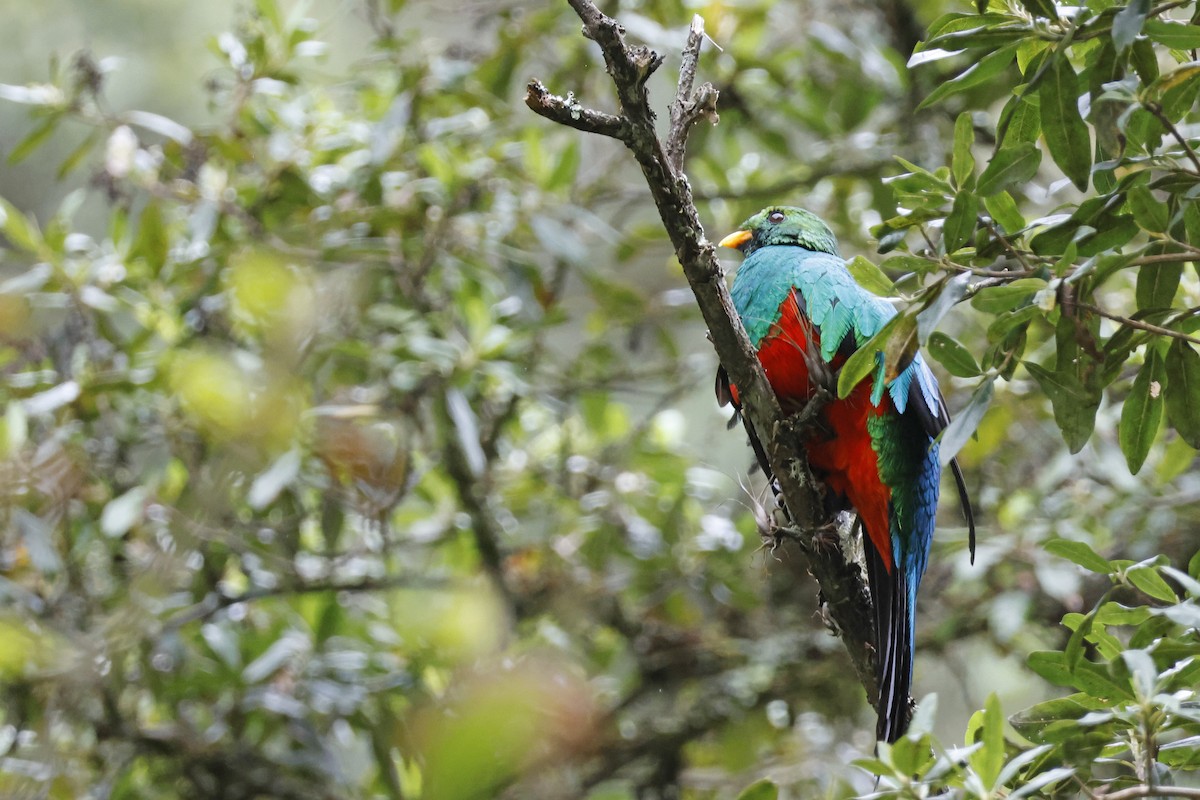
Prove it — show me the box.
[718,229,752,249]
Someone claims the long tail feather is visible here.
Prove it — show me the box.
[864,537,912,743]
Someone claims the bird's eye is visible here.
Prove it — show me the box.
[768,211,785,224]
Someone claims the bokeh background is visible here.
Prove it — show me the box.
[0,0,1196,798]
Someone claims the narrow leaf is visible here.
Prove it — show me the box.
[953,112,976,188]
[939,377,995,465]
[918,44,1018,111]
[1135,262,1182,311]
[837,314,915,400]
[7,115,59,165]
[1039,56,1091,191]
[1165,339,1200,448]
[1044,539,1113,574]
[1143,19,1200,50]
[977,142,1042,196]
[1119,349,1165,474]
[928,332,981,378]
[944,191,979,252]
[1025,361,1100,453]
[1126,187,1169,233]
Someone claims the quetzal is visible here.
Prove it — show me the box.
[715,206,975,742]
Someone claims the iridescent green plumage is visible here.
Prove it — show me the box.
[718,206,975,741]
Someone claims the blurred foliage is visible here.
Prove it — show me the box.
[0,0,1196,798]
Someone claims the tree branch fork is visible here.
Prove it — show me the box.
[526,3,883,708]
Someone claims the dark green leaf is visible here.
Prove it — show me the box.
[944,191,978,252]
[918,44,1018,111]
[1039,56,1091,191]
[1027,650,1074,686]
[1017,0,1057,18]
[928,332,981,378]
[1025,361,1101,452]
[1044,539,1113,574]
[1119,349,1165,474]
[953,112,976,189]
[978,142,1042,196]
[1126,187,1169,233]
[1166,339,1200,447]
[1135,263,1181,310]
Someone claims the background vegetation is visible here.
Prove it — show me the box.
[0,0,1198,798]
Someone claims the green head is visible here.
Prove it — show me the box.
[718,206,840,257]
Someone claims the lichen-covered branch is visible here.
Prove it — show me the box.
[526,1,881,708]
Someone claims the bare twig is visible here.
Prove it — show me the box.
[666,15,719,173]
[528,0,881,713]
[1077,301,1200,346]
[524,81,629,140]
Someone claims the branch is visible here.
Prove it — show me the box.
[528,1,881,711]
[524,80,629,140]
[666,15,719,173]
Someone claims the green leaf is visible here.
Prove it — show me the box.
[1044,539,1113,574]
[1112,0,1150,53]
[1119,349,1165,474]
[928,332,981,378]
[1017,0,1057,18]
[1126,562,1178,603]
[736,780,778,800]
[944,191,979,252]
[1141,18,1200,50]
[1025,361,1101,453]
[970,278,1046,313]
[918,44,1018,111]
[984,191,1025,234]
[56,131,98,179]
[846,255,896,297]
[1010,694,1096,736]
[0,197,47,257]
[1039,56,1091,192]
[1027,650,1073,686]
[1126,187,1169,233]
[836,313,917,400]
[1165,340,1200,448]
[977,142,1042,197]
[7,115,60,165]
[1135,263,1181,309]
[939,377,995,465]
[953,112,976,189]
[970,693,1005,789]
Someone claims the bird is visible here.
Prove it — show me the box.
[714,206,975,742]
